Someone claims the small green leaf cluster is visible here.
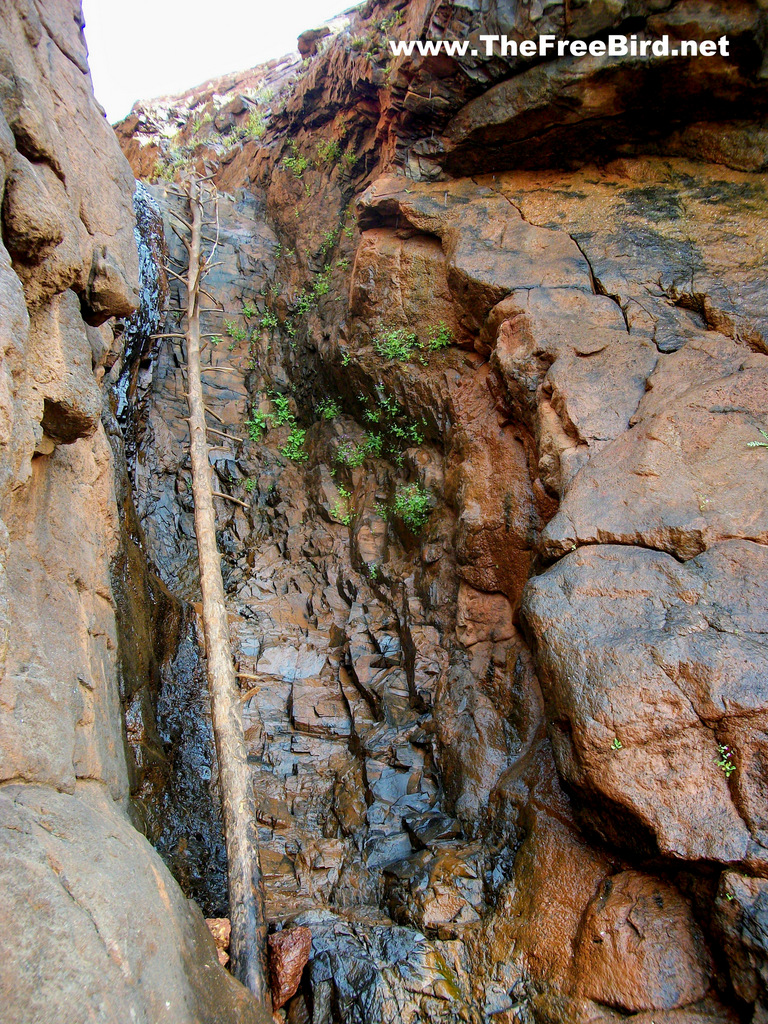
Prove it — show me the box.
[373,322,453,361]
[331,485,353,525]
[270,393,293,426]
[316,138,341,163]
[245,110,266,139]
[281,427,309,463]
[357,392,426,464]
[246,391,294,442]
[224,319,248,343]
[427,322,453,350]
[391,482,432,533]
[374,327,419,361]
[284,142,310,178]
[717,743,736,778]
[294,266,333,316]
[246,409,270,440]
[318,398,341,420]
[336,433,384,468]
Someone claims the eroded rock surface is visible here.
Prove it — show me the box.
[4,0,766,1022]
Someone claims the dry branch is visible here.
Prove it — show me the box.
[206,425,244,443]
[212,490,249,509]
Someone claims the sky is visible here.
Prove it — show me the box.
[82,0,360,123]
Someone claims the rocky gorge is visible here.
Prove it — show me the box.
[2,1,768,1023]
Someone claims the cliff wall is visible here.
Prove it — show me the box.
[114,2,768,1022]
[0,3,268,1021]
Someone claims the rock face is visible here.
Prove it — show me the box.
[109,0,768,1021]
[0,3,269,1022]
[4,0,768,1022]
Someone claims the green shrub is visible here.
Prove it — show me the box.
[246,409,270,440]
[318,398,340,420]
[224,319,247,342]
[270,393,294,426]
[427,322,453,350]
[284,144,309,177]
[374,327,420,361]
[260,309,279,330]
[331,485,353,525]
[246,110,266,139]
[316,138,341,163]
[392,482,431,533]
[281,427,308,462]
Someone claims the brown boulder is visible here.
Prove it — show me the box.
[575,872,711,1011]
[523,541,766,863]
[0,785,268,1024]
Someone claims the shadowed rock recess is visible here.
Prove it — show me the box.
[2,0,768,1022]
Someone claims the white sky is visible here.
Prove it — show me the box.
[82,0,360,123]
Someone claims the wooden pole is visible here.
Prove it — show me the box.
[181,180,271,1008]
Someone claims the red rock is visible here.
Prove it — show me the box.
[269,927,312,1010]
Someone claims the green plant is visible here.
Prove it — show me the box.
[245,110,267,139]
[313,266,332,296]
[246,409,270,440]
[331,485,353,525]
[747,428,768,449]
[284,144,310,177]
[341,351,351,366]
[367,562,380,580]
[427,322,453,350]
[224,319,247,343]
[270,392,294,426]
[336,256,351,270]
[280,427,308,462]
[242,301,256,318]
[244,478,257,493]
[611,737,623,751]
[374,326,420,361]
[318,229,338,259]
[379,11,404,31]
[318,398,340,420]
[337,439,367,468]
[392,482,431,533]
[316,138,341,163]
[717,743,736,778]
[209,335,223,346]
[261,309,279,330]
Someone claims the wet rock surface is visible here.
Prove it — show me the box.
[111,1,768,1014]
[3,0,768,1022]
